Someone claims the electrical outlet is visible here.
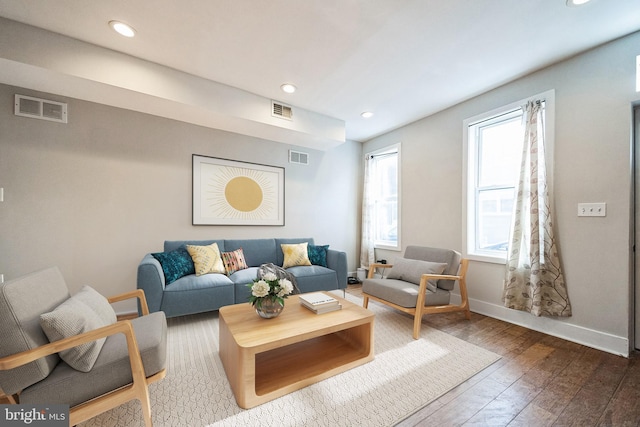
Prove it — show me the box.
[577,202,606,217]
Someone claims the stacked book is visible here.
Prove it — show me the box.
[299,292,342,314]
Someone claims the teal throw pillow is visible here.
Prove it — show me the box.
[307,245,329,267]
[152,247,195,284]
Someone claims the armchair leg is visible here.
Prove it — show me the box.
[412,314,422,340]
[412,305,425,340]
[362,295,369,308]
[140,392,153,427]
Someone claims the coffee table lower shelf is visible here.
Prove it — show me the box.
[255,327,371,396]
[219,294,374,409]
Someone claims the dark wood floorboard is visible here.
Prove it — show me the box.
[344,284,640,427]
[3,284,638,427]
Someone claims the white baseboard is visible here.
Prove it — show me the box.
[451,294,629,357]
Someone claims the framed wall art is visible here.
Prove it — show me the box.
[193,155,285,226]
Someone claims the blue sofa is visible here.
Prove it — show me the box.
[137,238,348,318]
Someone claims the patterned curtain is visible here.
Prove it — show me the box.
[503,100,571,317]
[360,155,375,269]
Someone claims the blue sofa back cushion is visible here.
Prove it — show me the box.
[308,245,329,267]
[152,247,195,284]
[165,240,225,253]
[224,239,277,267]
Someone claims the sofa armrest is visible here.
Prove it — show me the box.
[326,249,348,289]
[136,254,165,315]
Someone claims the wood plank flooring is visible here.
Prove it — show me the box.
[3,285,638,427]
[344,284,640,427]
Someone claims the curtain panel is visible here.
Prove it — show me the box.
[360,155,375,268]
[503,100,571,317]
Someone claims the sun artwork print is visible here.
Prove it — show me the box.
[201,163,278,222]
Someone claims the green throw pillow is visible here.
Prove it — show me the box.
[152,247,195,284]
[307,244,329,267]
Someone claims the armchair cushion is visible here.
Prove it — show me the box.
[20,311,167,408]
[39,286,116,372]
[363,278,451,308]
[386,258,447,292]
[0,267,69,395]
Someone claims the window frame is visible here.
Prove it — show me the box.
[368,143,401,251]
[462,90,555,264]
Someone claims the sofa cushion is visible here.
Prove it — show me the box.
[152,247,195,284]
[225,239,277,267]
[282,242,312,268]
[221,248,249,275]
[186,242,226,276]
[307,244,329,267]
[39,286,116,372]
[228,266,260,286]
[165,239,226,253]
[386,258,447,292]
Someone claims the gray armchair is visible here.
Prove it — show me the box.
[362,246,470,339]
[0,267,167,426]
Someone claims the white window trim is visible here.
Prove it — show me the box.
[462,90,555,264]
[368,143,402,251]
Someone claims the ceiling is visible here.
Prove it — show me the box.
[1,0,640,143]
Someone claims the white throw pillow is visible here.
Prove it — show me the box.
[40,286,116,372]
[386,258,448,292]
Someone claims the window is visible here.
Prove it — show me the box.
[369,144,400,249]
[463,92,553,263]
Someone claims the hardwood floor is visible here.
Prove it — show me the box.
[3,285,638,426]
[345,284,640,427]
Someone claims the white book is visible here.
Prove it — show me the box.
[299,292,339,307]
[301,301,343,314]
[313,303,342,314]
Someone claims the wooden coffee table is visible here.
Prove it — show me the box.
[219,292,374,409]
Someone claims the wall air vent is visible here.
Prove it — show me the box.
[271,100,293,121]
[15,94,67,123]
[289,150,309,165]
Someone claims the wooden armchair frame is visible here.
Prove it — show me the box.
[363,259,470,339]
[0,289,166,427]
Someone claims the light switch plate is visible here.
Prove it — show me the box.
[578,202,606,217]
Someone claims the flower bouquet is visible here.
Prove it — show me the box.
[248,272,294,318]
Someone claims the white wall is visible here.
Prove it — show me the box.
[0,84,361,313]
[364,31,640,356]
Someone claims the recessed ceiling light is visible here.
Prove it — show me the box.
[361,111,374,119]
[280,83,296,94]
[109,20,136,38]
[566,0,591,6]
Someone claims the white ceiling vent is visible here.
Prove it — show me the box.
[15,94,67,123]
[271,100,293,121]
[289,150,309,165]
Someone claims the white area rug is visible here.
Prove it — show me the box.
[81,293,500,426]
